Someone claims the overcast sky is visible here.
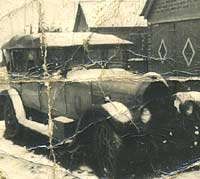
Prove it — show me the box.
[0,0,28,18]
[0,0,78,31]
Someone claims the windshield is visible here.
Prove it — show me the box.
[10,49,40,73]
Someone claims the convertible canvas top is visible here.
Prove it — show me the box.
[1,32,133,49]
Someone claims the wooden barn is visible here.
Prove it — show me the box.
[141,0,200,76]
[73,0,149,73]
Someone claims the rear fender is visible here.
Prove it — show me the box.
[2,88,26,121]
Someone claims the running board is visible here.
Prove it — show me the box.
[18,119,49,136]
[18,116,75,139]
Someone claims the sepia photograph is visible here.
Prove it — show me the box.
[0,0,200,178]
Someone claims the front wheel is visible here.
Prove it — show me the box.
[93,120,122,177]
[4,97,22,139]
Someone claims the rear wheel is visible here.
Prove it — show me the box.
[93,120,122,177]
[4,97,22,139]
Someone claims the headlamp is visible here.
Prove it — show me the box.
[180,101,194,116]
[185,103,193,116]
[140,108,152,124]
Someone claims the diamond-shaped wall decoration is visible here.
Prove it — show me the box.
[182,38,195,67]
[158,39,167,64]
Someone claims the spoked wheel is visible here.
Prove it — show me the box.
[93,120,122,177]
[4,97,21,139]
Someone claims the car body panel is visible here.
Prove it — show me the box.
[21,82,40,111]
[65,82,92,119]
[7,69,168,124]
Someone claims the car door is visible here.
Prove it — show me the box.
[39,81,67,116]
[65,81,92,120]
[21,82,41,111]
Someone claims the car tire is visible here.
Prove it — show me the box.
[4,97,22,139]
[93,120,122,177]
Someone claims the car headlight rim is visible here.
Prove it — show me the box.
[180,101,194,116]
[140,107,152,124]
[185,102,194,116]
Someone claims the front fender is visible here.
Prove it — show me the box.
[102,102,138,136]
[77,101,136,137]
[174,91,200,113]
[102,102,132,124]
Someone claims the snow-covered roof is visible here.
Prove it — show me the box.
[2,32,133,49]
[77,0,147,28]
[140,0,155,19]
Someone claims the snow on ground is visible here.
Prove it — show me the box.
[1,113,200,179]
[0,121,98,179]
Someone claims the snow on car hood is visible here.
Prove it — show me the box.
[66,68,136,82]
[66,69,168,85]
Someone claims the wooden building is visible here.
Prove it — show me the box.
[0,0,77,63]
[141,0,200,76]
[73,1,149,72]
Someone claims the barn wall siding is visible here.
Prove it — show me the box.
[91,27,149,57]
[149,19,200,75]
[149,23,174,74]
[149,0,200,24]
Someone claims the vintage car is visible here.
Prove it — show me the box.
[1,33,200,177]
